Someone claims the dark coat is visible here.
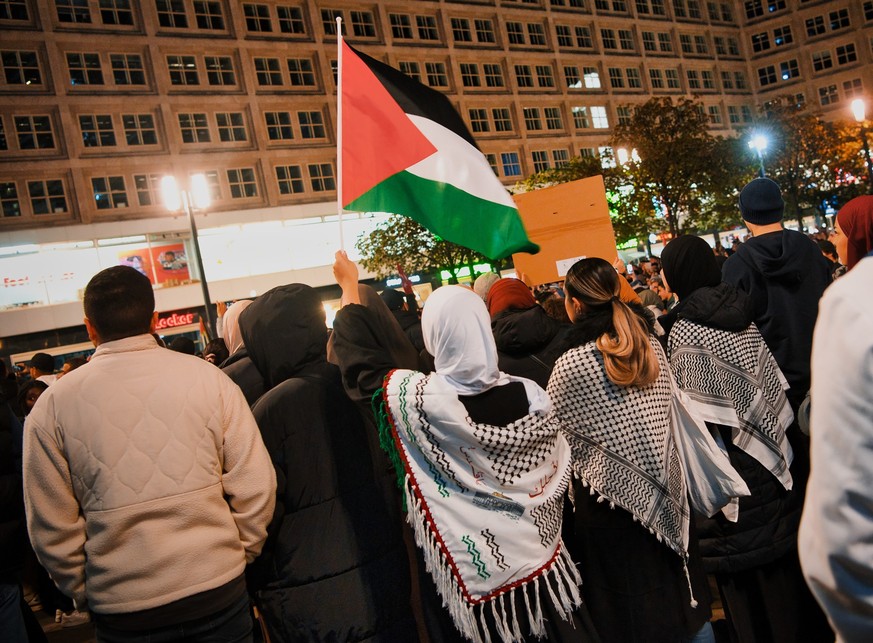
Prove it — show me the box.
[230,285,417,642]
[722,229,829,408]
[490,306,571,388]
[662,284,803,574]
[0,399,25,582]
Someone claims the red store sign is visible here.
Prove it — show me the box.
[155,312,198,330]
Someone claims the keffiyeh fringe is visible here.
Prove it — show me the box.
[404,473,583,643]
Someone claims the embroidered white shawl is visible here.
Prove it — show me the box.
[383,369,581,643]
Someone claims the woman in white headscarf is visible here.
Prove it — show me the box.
[330,251,599,643]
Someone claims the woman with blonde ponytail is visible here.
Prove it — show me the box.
[547,257,713,643]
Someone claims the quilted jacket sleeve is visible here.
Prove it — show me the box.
[219,377,276,563]
[23,395,89,609]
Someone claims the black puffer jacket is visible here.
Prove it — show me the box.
[0,398,25,583]
[231,285,418,642]
[491,306,570,388]
[663,283,803,574]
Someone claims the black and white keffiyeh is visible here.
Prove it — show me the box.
[547,338,691,561]
[667,318,794,489]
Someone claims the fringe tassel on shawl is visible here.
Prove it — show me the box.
[403,473,583,643]
[372,387,407,502]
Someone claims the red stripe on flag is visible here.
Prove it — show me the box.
[341,42,437,204]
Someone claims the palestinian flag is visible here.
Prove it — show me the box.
[340,42,539,260]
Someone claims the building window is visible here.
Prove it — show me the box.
[680,34,693,54]
[649,68,664,89]
[536,65,554,88]
[865,1,873,21]
[277,5,303,34]
[642,32,656,52]
[15,115,54,149]
[617,106,631,124]
[390,13,412,39]
[707,105,722,124]
[751,32,769,52]
[308,163,335,191]
[665,69,680,88]
[812,51,832,71]
[1,50,41,85]
[483,64,503,87]
[601,29,617,49]
[178,113,210,143]
[773,25,792,46]
[619,29,634,50]
[350,10,375,37]
[287,58,315,86]
[721,71,733,89]
[609,67,624,88]
[1,0,30,21]
[572,106,590,128]
[92,176,128,209]
[575,26,593,48]
[67,53,103,85]
[744,0,763,19]
[156,0,187,28]
[167,55,199,86]
[298,111,325,139]
[205,56,235,86]
[425,62,448,87]
[276,165,304,194]
[321,8,341,35]
[265,111,293,140]
[564,65,581,88]
[532,150,549,173]
[243,3,271,32]
[79,114,116,147]
[627,67,641,88]
[703,70,716,89]
[780,59,799,81]
[194,1,224,29]
[122,114,157,145]
[399,61,420,81]
[416,15,439,40]
[501,152,521,177]
[728,105,740,123]
[528,23,546,46]
[451,17,471,42]
[734,71,747,89]
[133,173,162,206]
[553,149,570,167]
[515,65,533,88]
[829,8,849,31]
[227,168,257,198]
[56,0,91,23]
[658,32,672,52]
[805,16,825,37]
[254,57,283,86]
[686,70,700,89]
[757,65,776,86]
[545,107,563,129]
[836,44,857,66]
[507,22,525,45]
[492,108,512,132]
[216,112,246,142]
[475,19,495,43]
[110,54,145,85]
[583,67,601,88]
[523,107,542,131]
[0,182,19,217]
[29,180,67,214]
[469,108,489,133]
[818,84,838,106]
[460,63,480,88]
[591,106,609,128]
[842,78,863,99]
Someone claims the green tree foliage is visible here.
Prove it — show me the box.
[355,214,492,282]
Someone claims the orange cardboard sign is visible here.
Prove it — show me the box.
[512,176,617,286]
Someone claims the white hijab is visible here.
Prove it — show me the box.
[422,285,509,395]
[222,300,253,355]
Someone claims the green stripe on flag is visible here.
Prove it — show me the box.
[345,170,538,259]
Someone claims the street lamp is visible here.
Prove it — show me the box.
[161,174,217,339]
[851,98,873,194]
[748,135,768,178]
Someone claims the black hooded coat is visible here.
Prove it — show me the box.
[230,284,417,642]
[490,305,570,389]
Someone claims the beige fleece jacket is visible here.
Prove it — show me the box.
[23,334,276,614]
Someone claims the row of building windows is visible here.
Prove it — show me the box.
[0,0,741,35]
[756,52,862,90]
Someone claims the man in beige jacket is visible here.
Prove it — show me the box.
[24,266,276,642]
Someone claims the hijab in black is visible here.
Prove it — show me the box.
[660,235,722,301]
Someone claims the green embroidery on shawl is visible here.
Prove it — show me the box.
[371,382,406,496]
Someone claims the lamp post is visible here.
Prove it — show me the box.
[851,98,873,194]
[748,135,768,178]
[160,174,217,339]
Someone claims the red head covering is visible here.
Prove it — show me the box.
[486,278,536,317]
[836,195,873,270]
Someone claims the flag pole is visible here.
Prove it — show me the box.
[336,17,345,251]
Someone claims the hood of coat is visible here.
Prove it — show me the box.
[673,282,753,332]
[491,305,562,355]
[730,229,822,286]
[239,284,329,389]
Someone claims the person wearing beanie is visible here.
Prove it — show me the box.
[27,353,57,386]
[722,177,829,416]
[472,272,500,301]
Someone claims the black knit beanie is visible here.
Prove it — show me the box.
[738,177,784,225]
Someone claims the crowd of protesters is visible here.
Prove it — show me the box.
[1,182,872,643]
